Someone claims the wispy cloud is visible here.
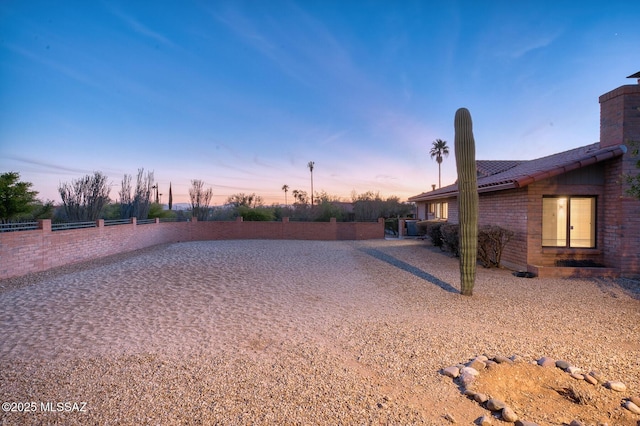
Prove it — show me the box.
[105,3,176,48]
[210,2,361,90]
[508,30,563,59]
[5,156,94,175]
[3,42,101,89]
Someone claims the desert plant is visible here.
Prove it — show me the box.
[59,171,110,221]
[422,221,444,248]
[440,223,460,256]
[477,225,514,268]
[189,179,213,220]
[454,108,479,296]
[237,206,274,221]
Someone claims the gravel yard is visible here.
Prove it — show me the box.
[1,239,639,425]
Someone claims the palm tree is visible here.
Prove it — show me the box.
[282,184,289,206]
[430,139,450,188]
[307,161,315,206]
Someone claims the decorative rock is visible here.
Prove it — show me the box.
[569,421,584,426]
[478,415,492,426]
[477,355,489,362]
[583,374,597,385]
[460,366,480,376]
[570,373,584,380]
[589,370,605,383]
[515,421,540,426]
[510,354,524,363]
[494,355,514,364]
[486,398,507,411]
[566,366,582,375]
[474,393,489,403]
[468,358,486,371]
[444,412,457,423]
[629,395,640,406]
[622,400,640,415]
[537,357,555,367]
[442,366,460,378]
[485,360,498,368]
[463,389,476,397]
[604,380,626,392]
[458,371,476,386]
[501,406,518,422]
[555,360,570,370]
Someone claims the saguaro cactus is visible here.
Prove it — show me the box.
[454,108,479,296]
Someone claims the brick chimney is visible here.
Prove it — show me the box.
[599,73,640,148]
[599,73,640,277]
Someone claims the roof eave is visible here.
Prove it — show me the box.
[514,145,626,188]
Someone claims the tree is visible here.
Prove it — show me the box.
[282,184,289,206]
[59,172,110,221]
[118,169,154,220]
[226,193,262,208]
[168,182,173,210]
[430,139,450,188]
[0,172,38,223]
[189,179,213,220]
[307,161,315,206]
[350,191,414,221]
[292,189,308,206]
[133,169,154,219]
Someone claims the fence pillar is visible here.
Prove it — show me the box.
[37,219,51,232]
[398,219,405,239]
[96,219,104,228]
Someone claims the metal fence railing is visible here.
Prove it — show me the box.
[0,222,39,233]
[51,221,97,231]
[1,216,380,233]
[104,219,131,227]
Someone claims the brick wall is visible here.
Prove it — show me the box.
[0,218,384,280]
[477,189,529,270]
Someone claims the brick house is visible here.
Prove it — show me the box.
[408,79,640,278]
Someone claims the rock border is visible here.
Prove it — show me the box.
[440,355,640,424]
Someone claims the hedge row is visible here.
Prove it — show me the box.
[417,221,514,268]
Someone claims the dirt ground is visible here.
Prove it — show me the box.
[454,360,640,425]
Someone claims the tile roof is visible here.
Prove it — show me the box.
[476,160,525,177]
[408,142,627,202]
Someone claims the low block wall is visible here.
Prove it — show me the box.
[0,217,384,280]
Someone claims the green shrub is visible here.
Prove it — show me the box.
[415,220,429,236]
[238,206,274,221]
[440,223,460,256]
[423,221,445,248]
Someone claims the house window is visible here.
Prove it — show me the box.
[433,202,448,219]
[542,196,596,248]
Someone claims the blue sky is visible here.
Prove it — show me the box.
[1,1,639,205]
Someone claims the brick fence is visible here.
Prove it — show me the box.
[0,217,384,280]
